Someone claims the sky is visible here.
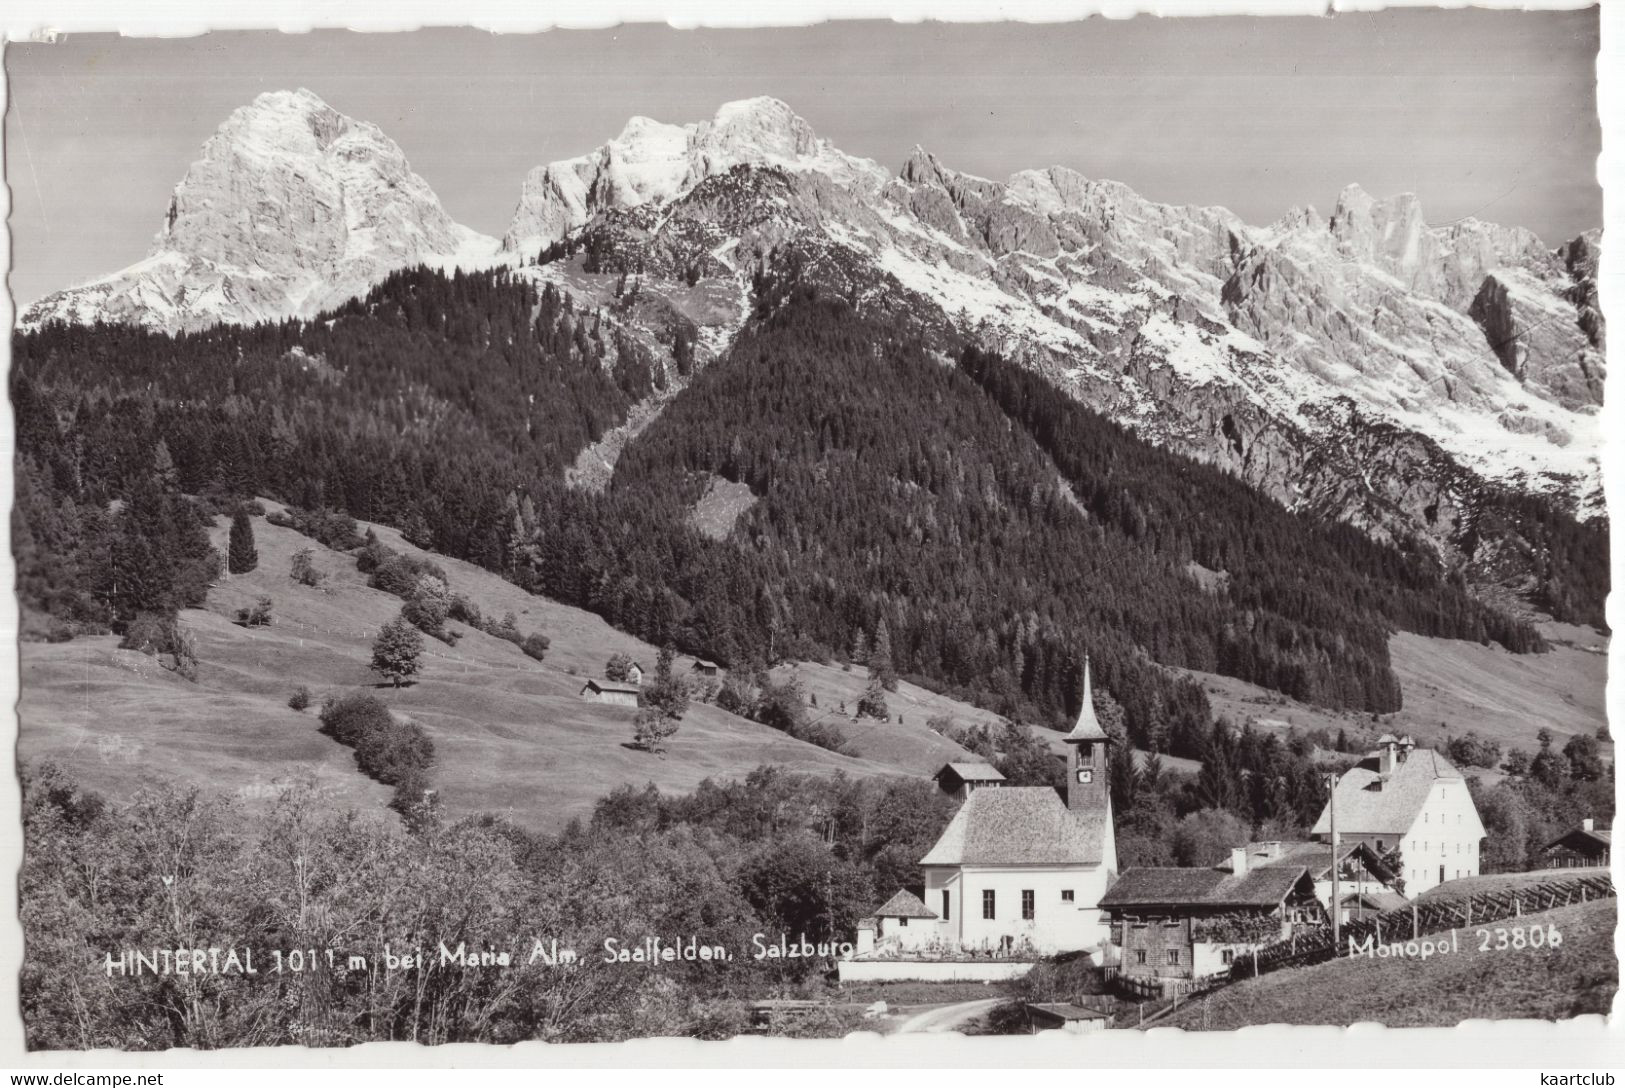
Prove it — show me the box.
[4,9,1603,308]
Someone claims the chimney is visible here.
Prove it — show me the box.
[1230,847,1248,876]
[1584,818,1595,832]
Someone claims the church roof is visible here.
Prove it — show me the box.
[919,787,1108,867]
[1065,657,1109,743]
[1099,865,1308,910]
[1311,747,1466,836]
[873,889,938,919]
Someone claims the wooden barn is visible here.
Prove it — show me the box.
[691,659,720,677]
[579,679,640,708]
[933,761,1006,801]
[1544,818,1611,868]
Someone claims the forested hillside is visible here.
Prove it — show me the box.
[12,266,1579,760]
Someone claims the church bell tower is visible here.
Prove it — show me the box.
[1064,656,1112,812]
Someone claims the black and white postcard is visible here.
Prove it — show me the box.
[3,1,1617,1067]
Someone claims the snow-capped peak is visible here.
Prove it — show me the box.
[22,89,499,334]
[501,96,888,254]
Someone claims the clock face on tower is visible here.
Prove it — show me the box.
[1077,768,1093,784]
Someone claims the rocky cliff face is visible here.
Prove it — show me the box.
[506,100,1601,549]
[23,92,1604,550]
[20,89,499,333]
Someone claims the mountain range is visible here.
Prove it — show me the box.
[19,89,1606,580]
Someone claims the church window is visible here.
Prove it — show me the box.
[1022,890,1035,920]
[942,890,951,921]
[1061,890,1074,902]
[982,890,996,920]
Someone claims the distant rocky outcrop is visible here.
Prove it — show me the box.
[21,89,499,333]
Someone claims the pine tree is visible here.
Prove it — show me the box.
[227,509,259,574]
[869,618,897,692]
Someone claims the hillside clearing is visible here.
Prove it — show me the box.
[18,507,904,832]
[1154,899,1615,1030]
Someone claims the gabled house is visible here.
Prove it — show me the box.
[1544,818,1611,868]
[691,659,720,677]
[1100,848,1324,984]
[854,889,941,955]
[934,761,1006,801]
[1311,736,1485,896]
[624,661,646,686]
[913,658,1117,955]
[1217,839,1402,923]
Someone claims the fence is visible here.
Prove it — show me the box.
[1233,872,1615,980]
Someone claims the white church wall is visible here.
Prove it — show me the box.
[930,864,1113,954]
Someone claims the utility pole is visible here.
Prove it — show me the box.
[1326,771,1340,950]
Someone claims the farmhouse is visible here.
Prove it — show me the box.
[579,679,640,708]
[1544,818,1611,868]
[934,761,1006,801]
[691,659,720,676]
[1311,735,1484,896]
[1100,848,1324,986]
[1218,840,1402,923]
[896,659,1117,957]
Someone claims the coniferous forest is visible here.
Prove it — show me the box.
[12,266,1605,761]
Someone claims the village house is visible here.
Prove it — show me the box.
[1218,840,1404,924]
[1311,735,1485,897]
[1544,818,1611,868]
[624,661,646,686]
[579,679,640,708]
[853,890,939,955]
[870,659,1117,958]
[933,761,1006,802]
[691,659,720,677]
[1100,847,1325,986]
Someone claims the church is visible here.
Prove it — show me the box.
[882,660,1119,957]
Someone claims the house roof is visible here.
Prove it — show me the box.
[1340,890,1408,913]
[1099,865,1308,910]
[873,889,939,920]
[1546,826,1612,852]
[583,680,640,695]
[938,762,1006,784]
[1219,840,1392,882]
[1310,748,1466,836]
[693,659,719,668]
[1027,1003,1110,1022]
[1065,657,1109,743]
[919,787,1108,867]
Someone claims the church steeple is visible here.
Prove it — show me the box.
[1064,656,1111,811]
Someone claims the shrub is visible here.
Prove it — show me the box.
[605,652,635,682]
[521,633,551,662]
[270,507,365,551]
[632,706,679,754]
[236,596,274,627]
[119,611,198,680]
[288,686,313,712]
[372,615,424,687]
[370,554,447,599]
[318,692,435,787]
[290,548,326,589]
[448,594,483,627]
